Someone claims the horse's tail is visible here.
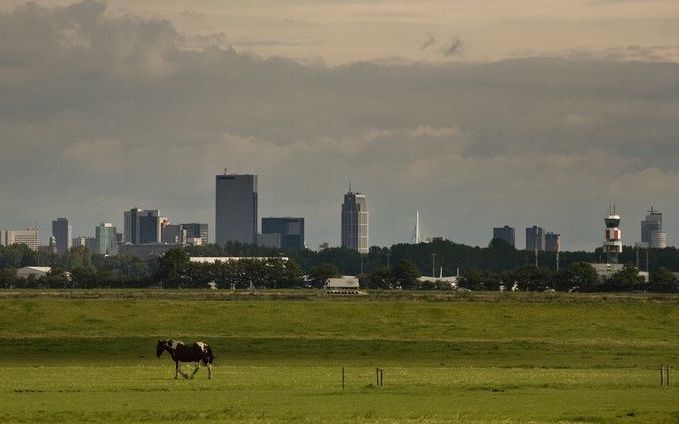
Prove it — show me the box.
[205,345,215,364]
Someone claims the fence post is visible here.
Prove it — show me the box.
[342,367,345,389]
[375,368,383,387]
[661,365,665,387]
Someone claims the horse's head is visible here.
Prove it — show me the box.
[156,340,166,358]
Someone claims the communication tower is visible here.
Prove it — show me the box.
[603,205,623,264]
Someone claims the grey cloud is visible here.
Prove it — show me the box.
[564,45,679,63]
[1,1,679,251]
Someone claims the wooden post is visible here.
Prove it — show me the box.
[661,364,671,387]
[661,366,665,387]
[342,367,345,389]
[375,368,383,387]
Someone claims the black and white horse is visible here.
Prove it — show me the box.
[156,339,214,379]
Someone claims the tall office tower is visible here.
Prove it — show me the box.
[525,226,545,252]
[124,207,142,244]
[641,207,667,248]
[94,223,118,255]
[215,173,258,246]
[545,232,561,252]
[182,223,208,245]
[1,229,39,251]
[492,225,515,248]
[341,190,369,254]
[262,217,305,250]
[51,217,72,255]
[138,210,161,244]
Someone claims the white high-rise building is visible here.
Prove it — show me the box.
[1,229,39,251]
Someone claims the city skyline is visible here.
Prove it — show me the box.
[1,1,678,251]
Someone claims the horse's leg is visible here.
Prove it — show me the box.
[174,361,179,379]
[207,363,212,379]
[190,362,200,379]
[176,361,189,379]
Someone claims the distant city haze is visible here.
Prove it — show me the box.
[1,0,678,251]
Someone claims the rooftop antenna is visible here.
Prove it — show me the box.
[349,180,352,193]
[224,167,228,175]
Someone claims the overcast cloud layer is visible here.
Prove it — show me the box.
[1,1,679,251]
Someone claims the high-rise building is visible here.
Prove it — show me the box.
[641,207,667,248]
[215,173,258,246]
[94,223,118,255]
[525,226,545,252]
[182,223,208,246]
[492,226,515,248]
[124,207,142,245]
[161,224,184,244]
[262,217,305,250]
[139,210,161,244]
[51,217,72,255]
[545,232,561,252]
[72,236,88,248]
[341,190,369,254]
[256,233,281,249]
[1,229,39,251]
[125,208,161,245]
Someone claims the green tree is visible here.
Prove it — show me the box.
[308,263,341,287]
[364,266,395,289]
[605,263,644,291]
[565,262,599,292]
[157,249,191,288]
[70,266,98,289]
[648,267,678,293]
[391,260,420,290]
[0,268,17,288]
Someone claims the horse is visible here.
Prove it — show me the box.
[156,339,214,379]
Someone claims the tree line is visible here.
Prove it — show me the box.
[0,239,678,292]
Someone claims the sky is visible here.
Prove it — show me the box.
[1,0,678,251]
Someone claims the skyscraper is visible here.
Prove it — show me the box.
[262,217,305,250]
[641,207,667,248]
[492,225,515,248]
[215,173,258,246]
[545,232,561,252]
[94,223,118,255]
[182,223,208,245]
[124,207,142,245]
[51,217,72,255]
[525,226,545,252]
[138,210,161,244]
[341,190,369,254]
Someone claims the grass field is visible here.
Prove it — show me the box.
[0,290,678,423]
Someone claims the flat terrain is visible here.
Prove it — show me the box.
[0,290,677,423]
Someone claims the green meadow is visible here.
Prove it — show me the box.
[0,290,677,423]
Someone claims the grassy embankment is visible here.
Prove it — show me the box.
[0,290,677,423]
